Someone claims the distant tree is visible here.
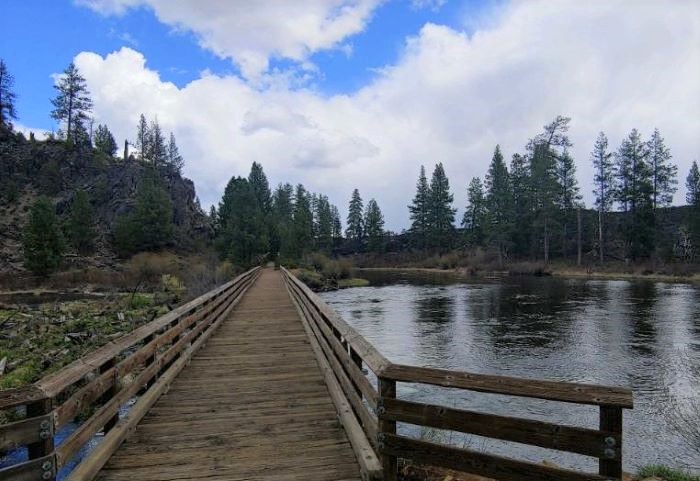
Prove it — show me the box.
[22,197,65,276]
[215,176,268,265]
[428,162,455,250]
[462,177,486,247]
[314,195,334,253]
[292,184,314,258]
[555,147,581,257]
[272,183,295,258]
[364,199,385,253]
[136,114,151,161]
[149,119,167,165]
[209,205,219,234]
[686,161,700,257]
[509,153,531,258]
[50,62,92,144]
[408,165,431,249]
[346,188,364,251]
[614,129,653,259]
[114,168,174,254]
[591,132,614,263]
[167,132,184,173]
[94,124,117,156]
[248,162,271,213]
[68,189,96,254]
[647,129,678,210]
[38,160,62,195]
[0,59,18,129]
[330,205,343,247]
[484,146,514,264]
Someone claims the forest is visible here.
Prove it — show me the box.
[1,58,699,280]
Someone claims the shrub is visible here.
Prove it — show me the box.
[22,197,65,276]
[637,465,699,481]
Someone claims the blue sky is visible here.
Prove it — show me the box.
[0,1,697,229]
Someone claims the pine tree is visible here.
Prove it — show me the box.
[94,124,117,156]
[364,199,385,253]
[209,205,219,234]
[167,132,184,173]
[591,132,614,263]
[314,195,334,253]
[149,119,167,165]
[509,153,531,258]
[114,168,175,254]
[614,129,653,259]
[462,177,486,247]
[346,189,364,252]
[136,114,151,161]
[555,148,581,257]
[408,166,431,249]
[428,163,455,250]
[330,205,342,247]
[0,59,17,129]
[50,62,92,144]
[647,129,678,210]
[68,189,95,254]
[686,161,700,258]
[292,184,313,258]
[248,162,271,213]
[23,197,65,276]
[272,183,295,259]
[484,146,514,264]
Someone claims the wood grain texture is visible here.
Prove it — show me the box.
[95,269,363,481]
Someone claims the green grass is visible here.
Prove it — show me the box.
[337,278,370,288]
[638,465,700,481]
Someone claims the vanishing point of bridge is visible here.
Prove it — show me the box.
[0,267,633,481]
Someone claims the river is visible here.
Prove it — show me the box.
[320,270,700,473]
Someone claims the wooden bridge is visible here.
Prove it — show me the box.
[0,267,634,481]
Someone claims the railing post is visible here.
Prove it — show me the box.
[599,405,623,479]
[99,359,119,433]
[378,377,397,481]
[27,398,56,480]
[349,346,363,398]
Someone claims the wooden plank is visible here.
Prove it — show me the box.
[0,454,56,481]
[599,406,623,479]
[68,269,259,481]
[378,377,397,481]
[282,268,390,375]
[381,397,620,460]
[0,413,52,452]
[285,276,382,481]
[26,398,53,460]
[0,385,47,411]
[382,364,634,408]
[381,434,609,481]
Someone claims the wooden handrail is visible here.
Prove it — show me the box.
[282,267,633,481]
[0,266,261,481]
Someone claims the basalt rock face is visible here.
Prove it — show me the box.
[0,129,213,274]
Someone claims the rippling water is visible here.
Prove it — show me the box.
[321,271,700,473]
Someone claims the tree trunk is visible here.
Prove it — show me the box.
[577,207,582,267]
[598,207,604,263]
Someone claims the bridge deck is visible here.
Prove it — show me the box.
[96,269,362,481]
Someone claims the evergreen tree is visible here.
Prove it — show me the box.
[68,189,95,254]
[94,124,117,156]
[23,197,64,276]
[614,129,654,259]
[135,114,151,161]
[314,195,334,253]
[149,119,167,165]
[114,168,174,254]
[484,146,514,264]
[364,199,385,253]
[346,189,364,251]
[555,148,581,257]
[509,153,531,258]
[271,183,295,259]
[408,166,431,249]
[248,162,271,213]
[591,132,614,263]
[462,177,486,247]
[50,62,92,144]
[330,205,343,247]
[0,59,17,129]
[428,163,455,250]
[686,161,700,257]
[292,184,313,258]
[209,205,219,234]
[647,128,678,210]
[167,133,184,173]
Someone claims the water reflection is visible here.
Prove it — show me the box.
[322,272,700,472]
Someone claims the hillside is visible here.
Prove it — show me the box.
[0,127,213,279]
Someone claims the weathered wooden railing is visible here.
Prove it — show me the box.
[282,267,634,481]
[0,266,260,481]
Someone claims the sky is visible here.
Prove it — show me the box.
[1,0,699,231]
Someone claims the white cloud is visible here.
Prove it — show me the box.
[75,0,383,80]
[13,123,50,141]
[73,0,700,230]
